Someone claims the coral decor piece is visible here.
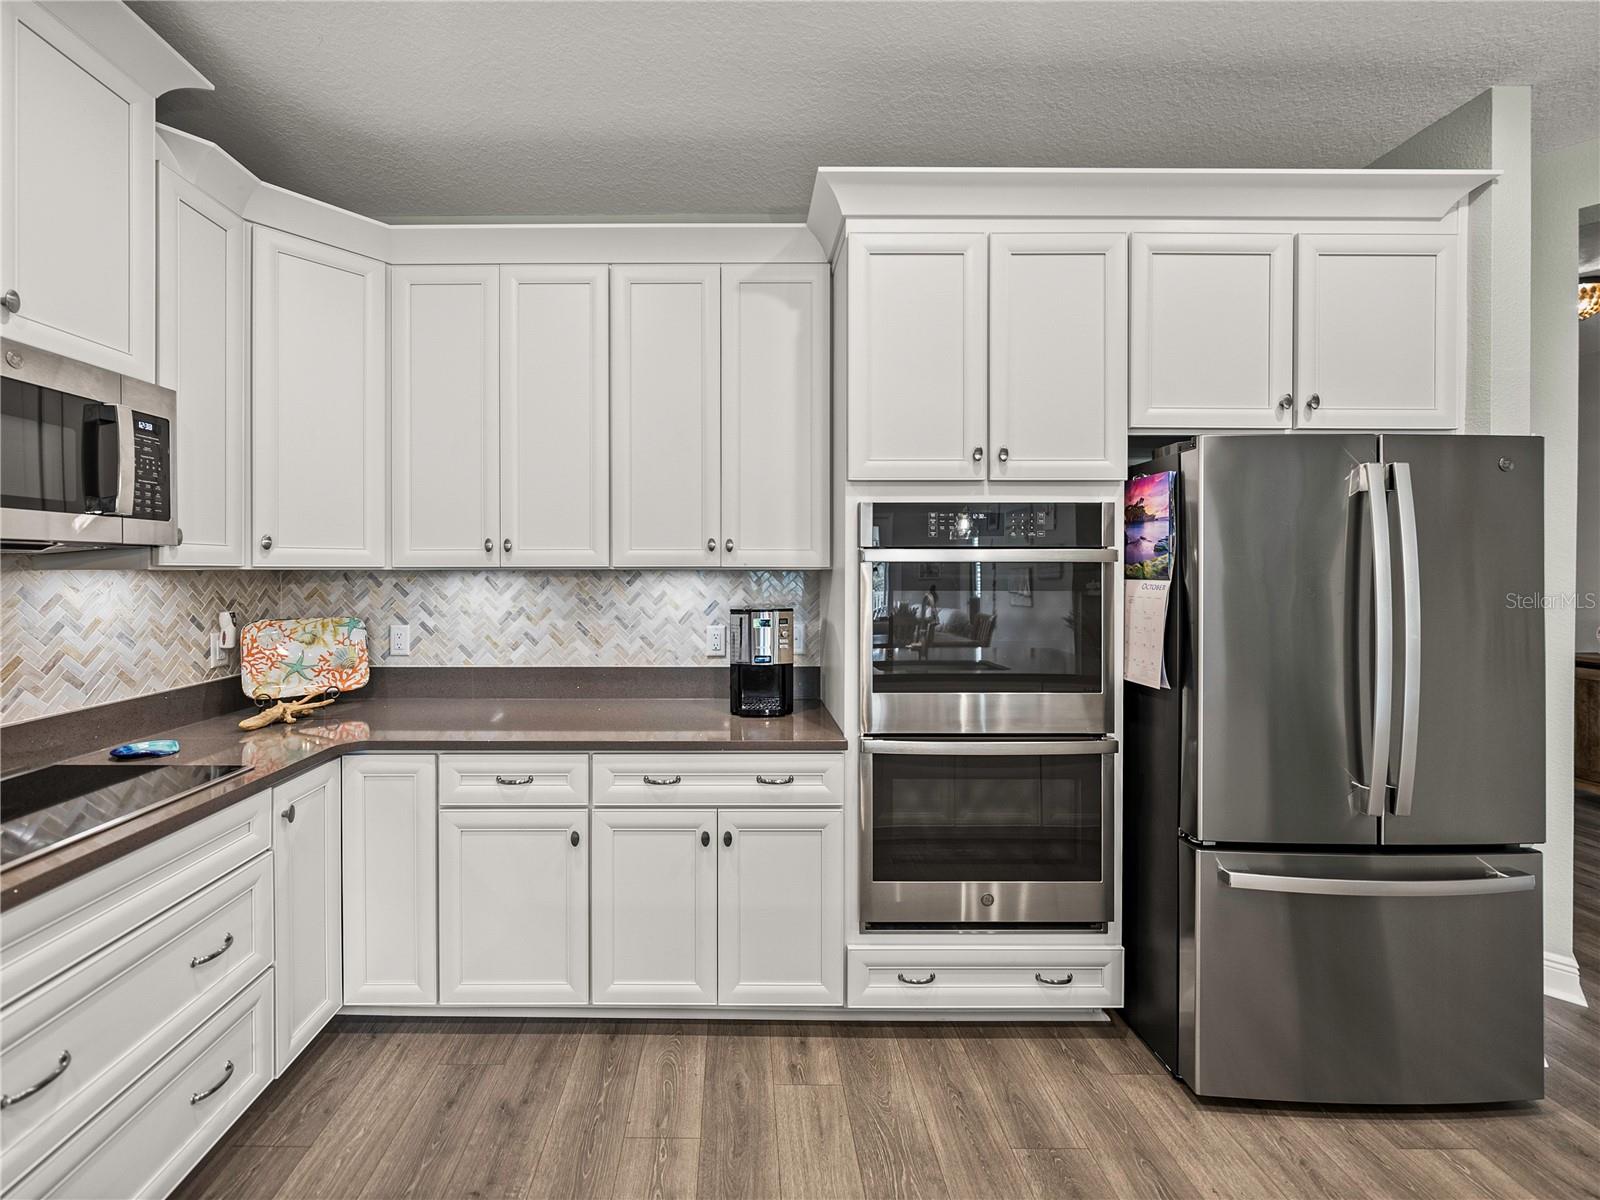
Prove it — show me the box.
[240,617,370,700]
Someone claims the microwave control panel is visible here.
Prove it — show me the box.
[131,412,171,521]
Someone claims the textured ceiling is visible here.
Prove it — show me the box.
[132,0,1600,223]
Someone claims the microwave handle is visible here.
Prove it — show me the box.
[863,738,1118,756]
[83,403,135,516]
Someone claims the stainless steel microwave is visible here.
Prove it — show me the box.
[1,339,178,552]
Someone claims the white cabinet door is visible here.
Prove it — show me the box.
[155,167,247,567]
[501,265,610,567]
[1295,234,1461,430]
[438,808,588,1005]
[0,2,154,379]
[252,227,387,567]
[718,808,843,1007]
[1129,233,1294,430]
[341,755,436,1005]
[390,265,499,568]
[591,808,716,1005]
[721,263,830,568]
[989,233,1128,481]
[272,762,340,1074]
[846,232,987,481]
[610,264,721,567]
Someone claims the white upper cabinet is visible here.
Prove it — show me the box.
[1129,232,1295,430]
[610,264,721,567]
[252,227,387,568]
[989,233,1128,480]
[501,265,610,567]
[155,167,246,567]
[1294,234,1460,430]
[390,265,500,568]
[0,3,155,379]
[847,232,987,480]
[721,263,830,568]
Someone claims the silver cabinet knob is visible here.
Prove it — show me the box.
[281,804,296,823]
[1306,394,1322,411]
[3,349,21,369]
[971,446,984,463]
[724,538,733,554]
[503,537,511,553]
[570,829,581,847]
[1277,394,1293,412]
[706,538,716,553]
[484,537,493,553]
[997,447,1009,463]
[1,289,20,314]
[259,534,273,551]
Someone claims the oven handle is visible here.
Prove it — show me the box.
[858,561,873,736]
[862,738,1117,756]
[862,548,1116,564]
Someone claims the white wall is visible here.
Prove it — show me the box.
[1531,136,1600,1003]
[1370,87,1531,432]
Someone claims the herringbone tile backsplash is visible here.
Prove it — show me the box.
[1,562,821,726]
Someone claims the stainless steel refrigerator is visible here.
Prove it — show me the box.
[1124,433,1545,1105]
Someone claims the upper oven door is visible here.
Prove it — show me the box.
[861,548,1116,735]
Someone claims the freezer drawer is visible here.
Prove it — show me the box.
[1181,847,1543,1104]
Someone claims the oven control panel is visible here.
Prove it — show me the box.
[864,501,1109,549]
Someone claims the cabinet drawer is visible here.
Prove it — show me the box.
[6,970,274,1200]
[439,755,589,807]
[0,856,273,1182]
[1,791,272,1002]
[847,947,1123,1010]
[592,754,843,807]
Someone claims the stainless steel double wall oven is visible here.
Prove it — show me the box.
[858,501,1117,927]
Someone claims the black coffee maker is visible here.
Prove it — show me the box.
[729,606,794,717]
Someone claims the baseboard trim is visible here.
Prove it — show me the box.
[1544,951,1587,1007]
[341,1004,1112,1023]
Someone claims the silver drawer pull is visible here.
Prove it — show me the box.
[190,932,234,968]
[756,775,795,786]
[0,1050,71,1108]
[190,1060,234,1105]
[495,775,535,786]
[643,775,682,786]
[1035,972,1074,986]
[897,972,936,986]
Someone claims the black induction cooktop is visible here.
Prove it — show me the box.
[0,763,250,867]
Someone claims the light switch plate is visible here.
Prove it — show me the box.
[390,623,412,657]
[705,623,726,657]
[793,621,807,655]
[207,631,226,667]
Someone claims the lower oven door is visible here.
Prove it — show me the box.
[861,738,1115,926]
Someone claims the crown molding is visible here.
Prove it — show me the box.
[807,167,1500,261]
[40,1,210,97]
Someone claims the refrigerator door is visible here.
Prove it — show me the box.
[1189,434,1381,844]
[1379,435,1545,845]
[1181,846,1543,1104]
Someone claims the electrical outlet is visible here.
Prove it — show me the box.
[207,631,226,667]
[792,621,807,655]
[705,623,726,657]
[390,623,412,657]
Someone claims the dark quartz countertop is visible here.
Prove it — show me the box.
[0,696,846,909]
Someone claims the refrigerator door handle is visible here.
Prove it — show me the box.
[1216,863,1535,898]
[1388,461,1422,818]
[1349,462,1394,817]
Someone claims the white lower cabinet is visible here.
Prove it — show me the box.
[6,971,274,1200]
[342,755,438,1005]
[591,808,718,1005]
[847,947,1124,1010]
[718,808,843,1006]
[272,763,341,1074]
[439,808,588,1005]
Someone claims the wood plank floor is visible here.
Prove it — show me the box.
[176,807,1600,1200]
